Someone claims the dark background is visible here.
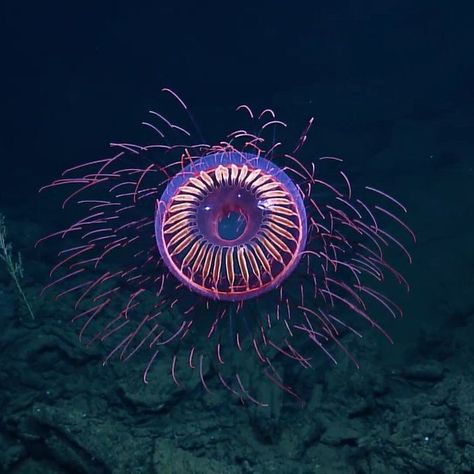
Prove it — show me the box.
[2,1,474,472]
[2,0,473,209]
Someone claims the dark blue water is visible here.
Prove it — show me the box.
[1,1,473,473]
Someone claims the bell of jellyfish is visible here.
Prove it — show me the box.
[155,152,307,302]
[38,89,414,405]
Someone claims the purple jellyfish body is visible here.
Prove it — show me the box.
[39,90,414,404]
[155,151,307,301]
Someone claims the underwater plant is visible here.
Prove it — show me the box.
[38,89,414,404]
[0,213,35,320]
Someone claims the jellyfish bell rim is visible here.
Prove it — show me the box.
[154,151,308,302]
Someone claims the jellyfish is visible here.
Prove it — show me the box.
[155,151,307,301]
[38,89,414,405]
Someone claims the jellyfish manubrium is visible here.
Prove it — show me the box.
[38,89,414,405]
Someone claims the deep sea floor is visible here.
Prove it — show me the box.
[1,85,473,474]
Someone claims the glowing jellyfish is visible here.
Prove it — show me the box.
[38,89,414,405]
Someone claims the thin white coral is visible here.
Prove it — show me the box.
[0,214,35,319]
